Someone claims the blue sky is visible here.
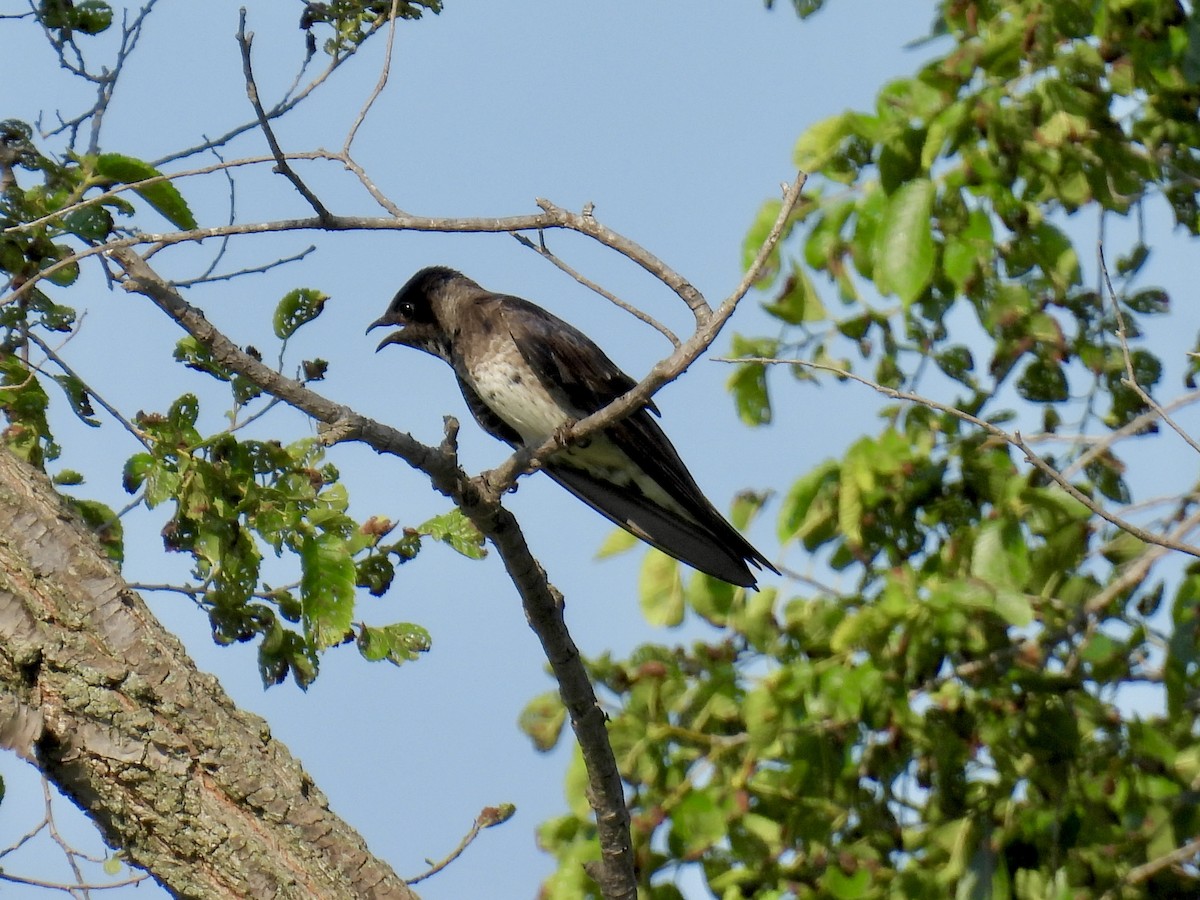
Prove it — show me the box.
[3,1,1196,898]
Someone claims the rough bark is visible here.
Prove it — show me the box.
[0,449,417,900]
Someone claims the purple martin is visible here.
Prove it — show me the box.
[369,266,777,588]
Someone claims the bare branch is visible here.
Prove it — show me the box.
[173,245,316,287]
[405,805,512,886]
[1098,833,1200,900]
[534,196,710,319]
[152,11,393,167]
[6,174,805,335]
[237,11,332,221]
[1083,503,1200,616]
[1061,388,1200,479]
[513,230,681,347]
[344,0,402,155]
[25,331,149,449]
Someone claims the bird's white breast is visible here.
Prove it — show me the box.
[466,355,571,445]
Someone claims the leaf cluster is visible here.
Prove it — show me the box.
[122,376,482,688]
[0,125,486,689]
[299,0,442,54]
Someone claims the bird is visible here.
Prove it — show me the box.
[368,266,777,588]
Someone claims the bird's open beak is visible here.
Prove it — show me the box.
[367,314,405,352]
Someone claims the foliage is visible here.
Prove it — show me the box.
[300,0,442,54]
[0,8,481,690]
[532,1,1200,897]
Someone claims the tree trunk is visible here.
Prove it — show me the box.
[0,449,417,899]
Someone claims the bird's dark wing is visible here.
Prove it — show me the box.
[543,463,761,587]
[495,294,659,416]
[498,294,776,582]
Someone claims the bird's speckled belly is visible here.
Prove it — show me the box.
[466,356,571,444]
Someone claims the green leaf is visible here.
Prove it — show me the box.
[777,460,839,545]
[943,207,994,292]
[742,198,786,277]
[794,111,856,173]
[43,246,79,286]
[837,452,868,549]
[763,267,826,324]
[69,498,123,564]
[971,520,1031,592]
[1184,2,1200,84]
[272,288,329,340]
[671,790,727,854]
[935,345,976,386]
[51,374,99,427]
[874,178,935,305]
[1029,223,1081,293]
[1034,110,1090,148]
[73,0,113,34]
[418,508,486,559]
[63,203,114,240]
[993,589,1034,628]
[727,335,777,426]
[1016,356,1069,403]
[173,336,229,381]
[596,526,638,558]
[300,532,355,650]
[354,553,395,596]
[94,153,197,230]
[356,622,430,666]
[518,691,566,752]
[1124,288,1169,315]
[686,572,735,627]
[822,866,871,900]
[639,550,684,627]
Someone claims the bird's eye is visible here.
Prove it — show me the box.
[397,300,416,319]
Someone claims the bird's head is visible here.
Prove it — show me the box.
[368,266,466,362]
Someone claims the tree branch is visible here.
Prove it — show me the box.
[108,246,638,899]
[238,11,332,222]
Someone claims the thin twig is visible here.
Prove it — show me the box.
[0,870,150,892]
[43,779,91,899]
[1083,504,1200,616]
[173,246,316,287]
[86,1,160,155]
[344,0,401,155]
[191,142,238,283]
[404,805,512,885]
[237,11,331,221]
[1099,244,1200,455]
[5,178,805,325]
[1061,389,1200,480]
[1098,833,1200,900]
[512,231,681,347]
[25,332,150,449]
[152,13,390,168]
